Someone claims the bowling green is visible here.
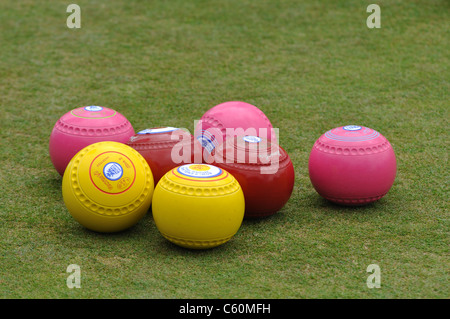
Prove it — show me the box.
[0,0,447,299]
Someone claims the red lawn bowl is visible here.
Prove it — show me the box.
[211,135,295,218]
[127,127,203,185]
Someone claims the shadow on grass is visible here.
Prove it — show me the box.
[313,196,377,211]
[242,213,280,226]
[62,210,158,241]
[306,193,400,219]
[68,221,145,241]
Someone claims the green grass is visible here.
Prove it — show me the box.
[0,0,448,299]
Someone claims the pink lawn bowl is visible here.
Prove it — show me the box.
[308,125,396,206]
[49,106,135,176]
[194,101,276,157]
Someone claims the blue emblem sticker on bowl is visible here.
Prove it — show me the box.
[137,127,179,134]
[197,129,219,153]
[103,162,123,181]
[343,125,362,131]
[84,106,103,112]
[243,136,262,143]
[177,164,222,178]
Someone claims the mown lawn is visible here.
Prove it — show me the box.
[0,0,448,299]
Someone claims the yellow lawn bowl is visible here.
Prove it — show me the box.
[62,141,154,233]
[152,164,245,249]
